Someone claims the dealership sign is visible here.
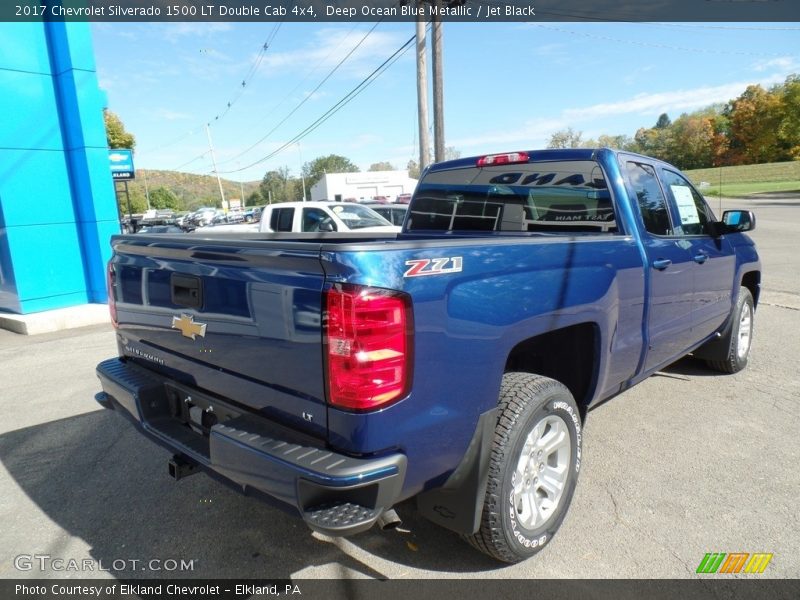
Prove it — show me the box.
[109,149,135,180]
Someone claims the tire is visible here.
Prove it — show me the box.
[705,287,754,374]
[465,372,582,563]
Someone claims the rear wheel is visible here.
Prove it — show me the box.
[465,373,582,563]
[705,287,754,374]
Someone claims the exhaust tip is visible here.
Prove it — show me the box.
[376,508,402,531]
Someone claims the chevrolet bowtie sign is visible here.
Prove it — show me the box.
[172,314,207,340]
[109,149,135,180]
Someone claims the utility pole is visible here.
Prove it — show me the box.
[431,0,445,162]
[142,168,151,210]
[298,142,307,201]
[205,123,226,209]
[416,9,431,172]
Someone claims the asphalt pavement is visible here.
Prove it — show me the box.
[0,196,798,580]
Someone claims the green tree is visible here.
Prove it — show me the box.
[259,167,300,204]
[369,161,395,171]
[301,154,359,189]
[655,113,672,129]
[596,134,635,151]
[633,125,674,163]
[547,127,586,149]
[406,159,420,179]
[104,109,136,149]
[117,185,147,215]
[149,186,180,210]
[245,190,264,206]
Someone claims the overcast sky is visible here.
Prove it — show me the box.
[90,21,800,181]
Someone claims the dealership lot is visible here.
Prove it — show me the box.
[0,196,797,579]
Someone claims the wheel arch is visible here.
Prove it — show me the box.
[741,270,760,307]
[504,322,600,420]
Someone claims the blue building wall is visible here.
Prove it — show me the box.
[0,22,118,314]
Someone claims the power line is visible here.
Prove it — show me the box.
[214,22,383,168]
[243,23,359,133]
[151,23,283,160]
[218,33,417,175]
[211,23,283,125]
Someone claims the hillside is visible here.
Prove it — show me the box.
[125,169,260,211]
[684,161,800,198]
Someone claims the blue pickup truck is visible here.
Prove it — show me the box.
[96,148,760,563]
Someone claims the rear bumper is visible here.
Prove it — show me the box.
[95,358,406,536]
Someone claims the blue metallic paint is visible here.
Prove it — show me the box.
[103,148,761,504]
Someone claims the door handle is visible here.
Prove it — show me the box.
[693,253,708,264]
[652,258,672,270]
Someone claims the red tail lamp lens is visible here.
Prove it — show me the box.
[325,285,412,411]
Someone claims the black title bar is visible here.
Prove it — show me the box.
[4,0,800,22]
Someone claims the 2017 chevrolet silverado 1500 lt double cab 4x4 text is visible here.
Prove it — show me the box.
[96,149,760,563]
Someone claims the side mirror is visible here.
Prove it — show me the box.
[318,220,335,232]
[721,210,756,233]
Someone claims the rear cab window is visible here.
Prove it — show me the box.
[270,207,295,232]
[407,159,618,234]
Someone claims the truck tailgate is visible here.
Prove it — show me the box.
[109,236,328,437]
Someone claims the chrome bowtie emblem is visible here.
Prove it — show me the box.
[172,314,207,340]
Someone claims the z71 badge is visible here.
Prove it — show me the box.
[404,256,463,278]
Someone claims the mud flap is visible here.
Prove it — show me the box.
[416,408,497,535]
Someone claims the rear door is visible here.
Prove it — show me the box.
[111,236,328,437]
[623,160,696,372]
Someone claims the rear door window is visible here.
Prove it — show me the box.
[625,162,674,236]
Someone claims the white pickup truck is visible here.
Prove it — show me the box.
[260,201,400,233]
[194,201,400,234]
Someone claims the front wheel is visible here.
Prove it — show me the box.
[465,373,582,563]
[705,287,754,374]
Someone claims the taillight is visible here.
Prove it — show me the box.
[477,151,529,167]
[107,261,118,328]
[325,284,413,411]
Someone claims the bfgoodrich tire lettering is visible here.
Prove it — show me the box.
[465,372,582,563]
[706,287,754,374]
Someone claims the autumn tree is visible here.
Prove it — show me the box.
[104,109,136,149]
[667,113,715,170]
[778,74,800,159]
[726,84,784,164]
